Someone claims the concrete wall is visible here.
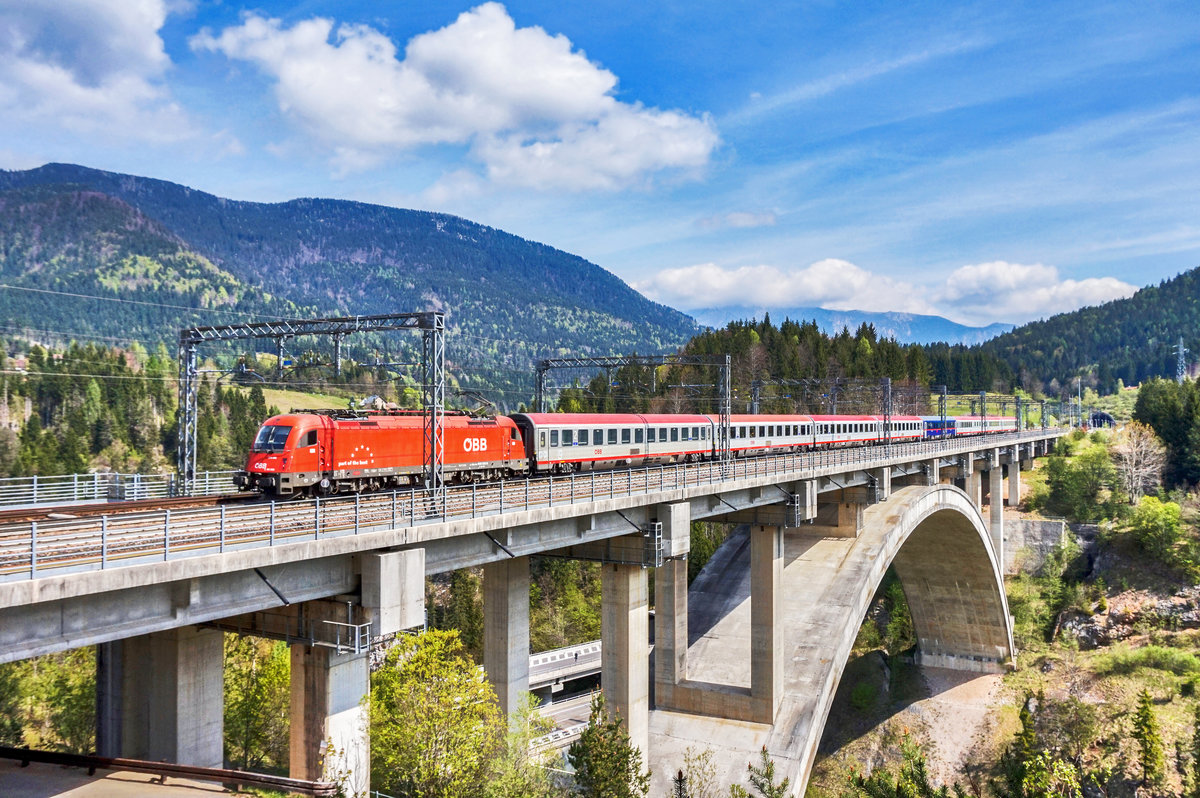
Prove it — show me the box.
[1003,518,1068,575]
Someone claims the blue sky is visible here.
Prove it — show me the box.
[1,1,1198,327]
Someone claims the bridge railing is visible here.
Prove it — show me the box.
[0,430,1065,584]
[0,470,238,508]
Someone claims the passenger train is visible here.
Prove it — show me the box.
[234,409,1017,498]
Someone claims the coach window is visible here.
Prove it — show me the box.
[701,428,707,440]
[563,429,574,445]
[607,429,617,445]
[550,430,559,447]
[647,428,656,443]
[691,426,698,440]
[593,429,602,445]
[635,429,644,444]
[671,427,679,442]
[622,428,631,444]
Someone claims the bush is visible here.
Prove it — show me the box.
[1094,645,1200,676]
[1125,496,1183,559]
[849,682,877,712]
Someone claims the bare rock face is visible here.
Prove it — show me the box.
[1060,586,1200,649]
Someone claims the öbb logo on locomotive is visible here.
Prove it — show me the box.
[233,410,1018,499]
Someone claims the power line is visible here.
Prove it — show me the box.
[0,283,272,320]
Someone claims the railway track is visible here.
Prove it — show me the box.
[0,492,255,525]
[0,430,1059,583]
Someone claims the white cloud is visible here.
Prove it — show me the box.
[698,211,778,230]
[635,258,1139,326]
[0,0,189,140]
[191,3,719,188]
[633,259,934,314]
[727,37,987,126]
[935,261,1137,324]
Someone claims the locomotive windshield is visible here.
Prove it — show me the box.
[252,424,293,453]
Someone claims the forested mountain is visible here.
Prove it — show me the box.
[979,267,1200,394]
[688,305,1013,345]
[558,315,1016,416]
[0,163,699,406]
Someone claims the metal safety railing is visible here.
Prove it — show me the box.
[0,745,337,796]
[0,470,238,508]
[0,430,1065,584]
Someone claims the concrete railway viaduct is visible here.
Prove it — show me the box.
[0,428,1063,795]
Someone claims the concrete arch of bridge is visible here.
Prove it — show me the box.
[649,483,1014,795]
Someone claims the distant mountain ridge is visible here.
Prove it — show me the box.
[0,163,700,406]
[687,305,1013,345]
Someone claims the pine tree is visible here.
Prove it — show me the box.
[567,693,650,798]
[745,746,789,798]
[1133,689,1165,786]
[673,769,689,798]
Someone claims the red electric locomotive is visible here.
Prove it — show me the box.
[234,410,528,497]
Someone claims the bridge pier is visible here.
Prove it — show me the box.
[484,555,530,721]
[290,644,369,793]
[1007,450,1021,507]
[925,458,941,486]
[96,627,224,768]
[808,501,864,537]
[655,503,690,698]
[987,452,1004,564]
[749,524,783,720]
[602,558,650,756]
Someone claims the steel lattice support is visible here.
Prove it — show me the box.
[176,312,445,496]
[421,314,446,500]
[176,342,199,493]
[881,377,892,446]
[718,354,731,467]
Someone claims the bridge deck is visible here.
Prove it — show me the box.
[0,430,1052,591]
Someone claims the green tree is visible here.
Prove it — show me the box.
[1133,689,1165,786]
[371,629,503,798]
[483,693,566,798]
[742,746,790,798]
[223,635,290,772]
[0,662,22,745]
[993,701,1038,798]
[1043,445,1117,521]
[1021,752,1081,797]
[567,693,650,798]
[1125,496,1185,563]
[45,648,95,754]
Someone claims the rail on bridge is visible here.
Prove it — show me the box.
[648,482,1013,795]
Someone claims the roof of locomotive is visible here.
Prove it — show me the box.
[261,411,516,428]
